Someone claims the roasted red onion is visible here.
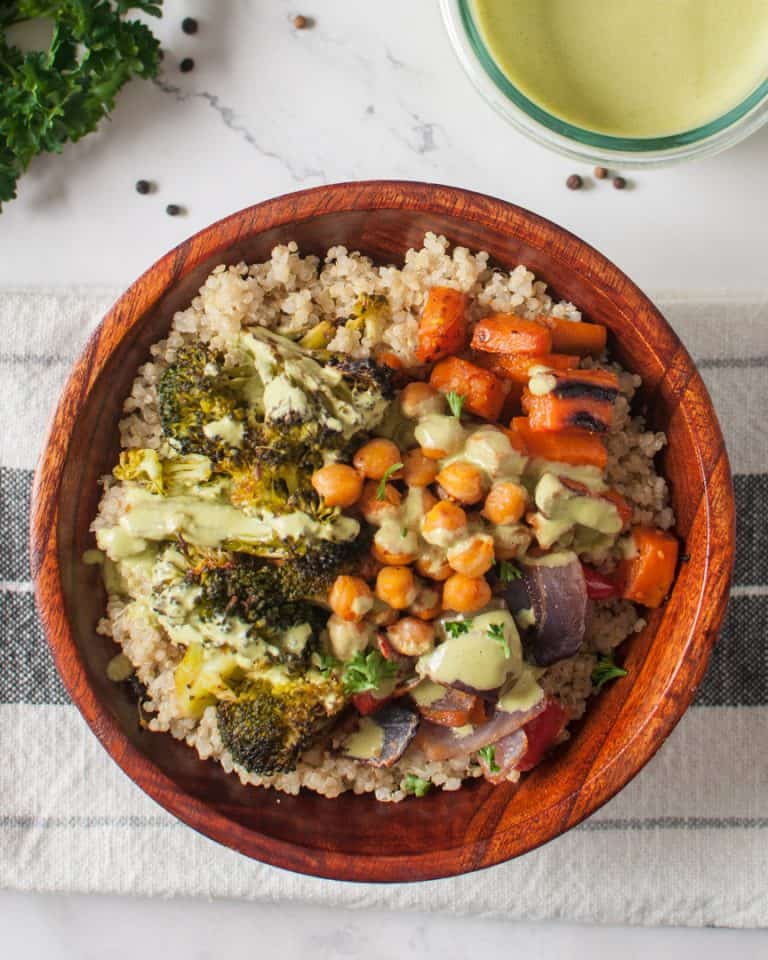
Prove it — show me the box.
[413,698,546,762]
[520,552,587,666]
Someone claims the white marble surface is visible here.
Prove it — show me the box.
[2,0,768,951]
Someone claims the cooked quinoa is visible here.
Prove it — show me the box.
[92,233,674,802]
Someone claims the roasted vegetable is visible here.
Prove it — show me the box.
[416,287,468,364]
[484,353,579,384]
[217,673,345,775]
[413,698,547,762]
[477,730,528,784]
[619,526,679,608]
[517,552,588,666]
[510,417,607,469]
[471,314,552,356]
[522,368,619,433]
[113,448,212,494]
[516,699,569,771]
[341,702,419,768]
[537,317,607,356]
[430,356,507,421]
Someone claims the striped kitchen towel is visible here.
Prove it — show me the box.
[1,290,766,926]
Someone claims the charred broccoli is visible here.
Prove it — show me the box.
[157,345,252,458]
[155,330,394,516]
[217,673,345,775]
[113,448,212,495]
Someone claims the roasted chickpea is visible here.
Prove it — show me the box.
[492,523,533,561]
[399,381,443,419]
[375,566,417,610]
[311,463,363,508]
[416,548,453,582]
[436,461,487,505]
[483,481,527,525]
[402,448,439,488]
[328,575,374,622]
[442,572,492,613]
[421,500,468,547]
[359,480,401,525]
[353,438,402,480]
[372,525,418,566]
[327,614,373,661]
[369,597,399,627]
[387,616,436,656]
[409,582,442,621]
[446,533,495,578]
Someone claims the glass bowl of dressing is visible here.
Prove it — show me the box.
[441,0,768,166]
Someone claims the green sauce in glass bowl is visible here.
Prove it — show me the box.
[441,0,768,166]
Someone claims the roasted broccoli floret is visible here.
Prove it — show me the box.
[185,543,359,662]
[157,345,250,458]
[113,448,212,495]
[217,673,345,775]
[155,331,394,516]
[325,355,395,401]
[113,448,165,494]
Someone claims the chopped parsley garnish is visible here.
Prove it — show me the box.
[403,774,432,797]
[401,526,409,538]
[376,462,404,500]
[478,745,500,773]
[446,390,465,419]
[499,560,523,582]
[444,619,473,639]
[487,622,510,658]
[316,652,341,677]
[342,649,398,694]
[591,654,628,691]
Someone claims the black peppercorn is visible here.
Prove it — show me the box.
[179,57,195,73]
[293,15,309,29]
[181,17,198,34]
[566,174,583,190]
[166,204,183,216]
[613,176,628,190]
[594,166,609,180]
[135,179,151,195]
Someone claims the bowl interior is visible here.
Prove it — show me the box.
[38,185,733,880]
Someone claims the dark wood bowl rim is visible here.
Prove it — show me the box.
[30,181,734,883]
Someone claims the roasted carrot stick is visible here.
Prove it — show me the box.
[537,317,607,356]
[471,313,553,356]
[486,352,580,383]
[522,368,620,432]
[416,287,469,364]
[510,417,608,469]
[430,356,507,421]
[620,526,679,608]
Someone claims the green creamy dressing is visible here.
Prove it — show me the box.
[96,488,359,559]
[496,664,544,713]
[471,0,768,138]
[343,717,385,760]
[420,610,522,691]
[532,474,621,549]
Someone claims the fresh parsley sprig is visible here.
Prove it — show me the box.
[487,621,510,658]
[446,390,465,419]
[444,618,473,639]
[0,1,164,208]
[376,461,403,500]
[342,649,398,694]
[591,654,628,691]
[478,745,500,773]
[403,773,431,797]
[498,560,523,582]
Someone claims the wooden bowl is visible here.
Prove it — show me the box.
[31,182,734,882]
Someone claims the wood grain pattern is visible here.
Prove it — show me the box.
[30,181,735,882]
